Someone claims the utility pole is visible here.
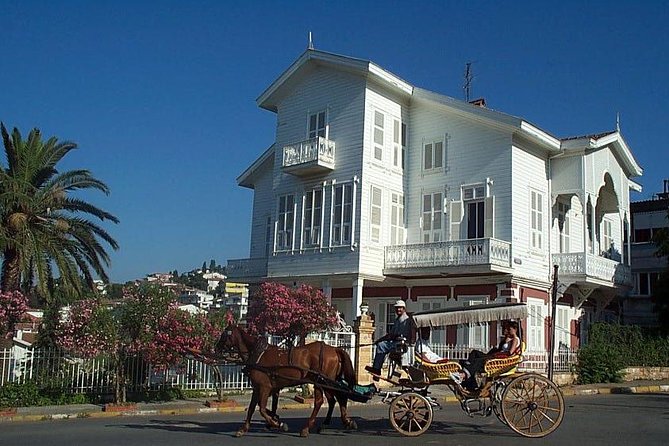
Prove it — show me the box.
[548,264,559,381]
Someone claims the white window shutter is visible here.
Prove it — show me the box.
[449,200,462,241]
[484,196,495,238]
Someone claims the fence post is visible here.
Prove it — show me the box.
[353,313,375,384]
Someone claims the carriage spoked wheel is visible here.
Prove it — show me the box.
[500,373,565,438]
[389,392,434,437]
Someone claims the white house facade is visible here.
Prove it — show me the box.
[227,49,643,350]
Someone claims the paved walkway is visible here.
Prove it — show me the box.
[1,379,668,423]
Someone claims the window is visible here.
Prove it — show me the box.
[464,185,486,239]
[557,201,570,253]
[373,111,384,161]
[455,297,489,349]
[420,300,445,344]
[556,306,570,348]
[332,183,353,245]
[276,194,294,251]
[531,190,543,250]
[602,219,613,254]
[423,139,443,171]
[302,189,323,247]
[527,298,544,351]
[634,228,651,242]
[265,216,272,257]
[370,186,382,243]
[636,272,659,296]
[308,111,326,139]
[390,192,405,245]
[422,192,443,242]
[393,120,406,169]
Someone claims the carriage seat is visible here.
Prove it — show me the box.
[483,341,525,377]
[414,355,463,382]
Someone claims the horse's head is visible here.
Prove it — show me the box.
[216,323,237,353]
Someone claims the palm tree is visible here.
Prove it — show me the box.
[0,123,119,299]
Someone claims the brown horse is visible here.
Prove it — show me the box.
[216,324,358,437]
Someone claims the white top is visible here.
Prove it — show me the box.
[415,338,442,363]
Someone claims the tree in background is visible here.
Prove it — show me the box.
[55,284,218,403]
[0,123,119,301]
[246,282,338,345]
[0,290,29,338]
[652,209,669,334]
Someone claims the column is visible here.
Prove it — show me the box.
[352,277,364,319]
[354,313,375,385]
[322,279,332,304]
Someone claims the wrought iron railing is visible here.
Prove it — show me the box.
[385,238,512,269]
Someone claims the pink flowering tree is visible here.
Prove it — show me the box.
[246,282,338,345]
[56,284,219,403]
[0,290,29,339]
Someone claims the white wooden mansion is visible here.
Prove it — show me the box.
[226,48,643,352]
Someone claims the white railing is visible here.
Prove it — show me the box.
[385,238,512,269]
[226,257,267,279]
[552,252,632,285]
[282,136,335,168]
[1,330,356,394]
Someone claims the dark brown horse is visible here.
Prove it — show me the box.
[216,324,358,437]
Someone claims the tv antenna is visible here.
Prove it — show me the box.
[308,32,314,50]
[463,62,474,102]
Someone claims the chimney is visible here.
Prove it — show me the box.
[659,179,669,199]
[469,98,486,108]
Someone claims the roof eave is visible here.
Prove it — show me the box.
[237,144,275,188]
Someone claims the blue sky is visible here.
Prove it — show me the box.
[2,1,667,283]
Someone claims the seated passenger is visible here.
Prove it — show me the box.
[415,327,447,363]
[450,320,521,389]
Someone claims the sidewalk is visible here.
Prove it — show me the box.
[1,379,668,423]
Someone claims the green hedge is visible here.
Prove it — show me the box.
[576,323,669,384]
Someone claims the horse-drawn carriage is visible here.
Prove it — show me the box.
[215,302,564,438]
[372,302,565,437]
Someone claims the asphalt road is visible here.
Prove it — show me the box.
[1,393,667,446]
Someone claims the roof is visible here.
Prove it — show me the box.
[631,196,669,213]
[560,131,643,177]
[237,144,275,188]
[257,48,562,153]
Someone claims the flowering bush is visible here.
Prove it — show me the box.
[55,284,220,402]
[246,282,338,344]
[0,290,29,338]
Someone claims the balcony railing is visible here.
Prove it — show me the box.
[552,252,632,286]
[385,238,512,270]
[226,257,268,280]
[282,136,335,176]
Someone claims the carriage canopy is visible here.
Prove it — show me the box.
[410,302,528,328]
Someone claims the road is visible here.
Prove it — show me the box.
[1,393,667,446]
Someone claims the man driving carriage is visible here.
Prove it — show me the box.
[365,299,412,379]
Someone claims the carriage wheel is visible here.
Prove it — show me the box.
[389,392,433,437]
[501,373,565,438]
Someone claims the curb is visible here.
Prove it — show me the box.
[1,385,667,423]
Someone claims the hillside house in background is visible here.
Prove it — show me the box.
[226,48,642,351]
[624,180,669,326]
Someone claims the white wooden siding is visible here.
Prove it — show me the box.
[511,142,551,283]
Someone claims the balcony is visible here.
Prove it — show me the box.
[551,252,632,287]
[384,238,512,276]
[282,137,335,177]
[226,257,268,281]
